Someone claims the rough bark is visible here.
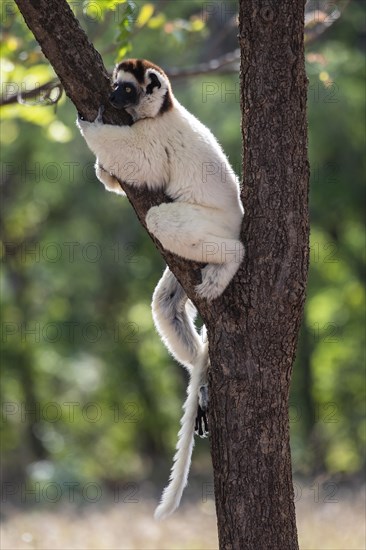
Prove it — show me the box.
[15,1,309,548]
[208,1,309,548]
[14,0,129,125]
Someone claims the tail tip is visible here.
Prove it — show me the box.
[154,502,176,521]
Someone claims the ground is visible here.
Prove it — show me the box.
[1,485,365,549]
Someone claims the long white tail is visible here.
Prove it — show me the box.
[154,349,208,519]
[152,267,209,519]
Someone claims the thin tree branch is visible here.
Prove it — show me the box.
[0,79,62,106]
[167,49,240,79]
[0,49,241,107]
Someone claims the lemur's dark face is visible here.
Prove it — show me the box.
[109,81,139,110]
[110,59,173,121]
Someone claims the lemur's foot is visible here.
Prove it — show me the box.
[195,384,209,438]
[95,105,105,124]
[77,105,104,130]
[195,265,224,301]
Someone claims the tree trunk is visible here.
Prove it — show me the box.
[208,2,309,548]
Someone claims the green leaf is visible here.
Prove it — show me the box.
[136,3,154,28]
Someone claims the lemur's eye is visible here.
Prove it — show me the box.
[125,86,132,93]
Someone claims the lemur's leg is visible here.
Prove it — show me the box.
[152,267,203,372]
[146,203,244,300]
[195,324,209,437]
[195,261,242,300]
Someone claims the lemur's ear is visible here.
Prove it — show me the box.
[146,72,161,95]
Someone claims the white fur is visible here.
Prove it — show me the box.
[77,74,244,298]
[77,60,244,517]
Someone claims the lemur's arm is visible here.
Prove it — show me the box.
[78,113,170,192]
[77,116,137,181]
[95,163,126,196]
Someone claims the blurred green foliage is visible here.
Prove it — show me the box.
[1,1,364,498]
